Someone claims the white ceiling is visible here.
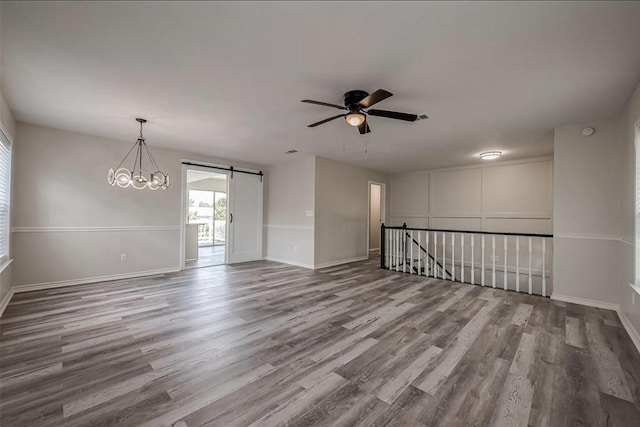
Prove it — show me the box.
[2,2,640,174]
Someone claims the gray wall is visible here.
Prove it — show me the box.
[314,157,389,267]
[263,155,316,268]
[553,117,623,305]
[11,122,262,288]
[390,158,553,234]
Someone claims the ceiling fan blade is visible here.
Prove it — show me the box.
[358,89,393,108]
[367,109,418,122]
[301,99,346,110]
[308,114,346,127]
[358,121,371,135]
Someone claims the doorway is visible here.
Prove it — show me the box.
[184,169,228,268]
[368,181,386,255]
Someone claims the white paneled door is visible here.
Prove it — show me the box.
[227,172,263,263]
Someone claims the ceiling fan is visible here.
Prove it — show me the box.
[301,89,424,134]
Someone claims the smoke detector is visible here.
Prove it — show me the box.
[581,127,595,137]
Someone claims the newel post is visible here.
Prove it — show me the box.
[380,223,386,269]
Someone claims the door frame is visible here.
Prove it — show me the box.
[366,181,386,255]
[180,162,230,270]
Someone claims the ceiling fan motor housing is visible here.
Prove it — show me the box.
[343,90,369,109]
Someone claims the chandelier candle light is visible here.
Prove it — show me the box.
[108,118,170,190]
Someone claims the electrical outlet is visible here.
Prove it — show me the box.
[120,253,127,262]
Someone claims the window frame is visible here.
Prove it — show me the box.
[0,127,12,266]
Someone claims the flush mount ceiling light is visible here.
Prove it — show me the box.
[479,151,502,160]
[107,118,169,190]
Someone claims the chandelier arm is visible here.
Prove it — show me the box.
[131,140,142,175]
[144,141,162,172]
[114,140,140,171]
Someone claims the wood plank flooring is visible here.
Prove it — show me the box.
[1,258,639,426]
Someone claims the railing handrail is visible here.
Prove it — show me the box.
[382,224,552,239]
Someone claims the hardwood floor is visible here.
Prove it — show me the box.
[1,258,639,426]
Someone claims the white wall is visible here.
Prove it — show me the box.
[390,158,553,234]
[314,157,389,268]
[553,117,623,305]
[11,122,263,288]
[263,155,316,268]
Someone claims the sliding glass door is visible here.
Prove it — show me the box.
[188,190,226,246]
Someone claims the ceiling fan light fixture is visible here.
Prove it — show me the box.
[479,151,502,161]
[345,111,366,127]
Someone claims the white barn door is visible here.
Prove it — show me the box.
[227,172,263,263]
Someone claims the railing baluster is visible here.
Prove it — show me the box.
[434,232,438,278]
[410,230,414,275]
[442,232,446,280]
[516,236,520,293]
[542,238,546,297]
[391,229,395,270]
[396,229,400,271]
[471,234,475,285]
[451,233,455,282]
[403,229,407,274]
[383,228,387,268]
[417,231,421,276]
[503,236,508,291]
[492,235,496,288]
[481,235,485,286]
[396,229,399,272]
[461,233,465,284]
[528,237,533,295]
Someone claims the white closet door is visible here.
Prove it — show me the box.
[227,172,263,263]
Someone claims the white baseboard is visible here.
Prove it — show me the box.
[263,256,314,270]
[550,293,620,311]
[0,288,15,318]
[552,293,640,355]
[314,256,369,269]
[12,267,182,294]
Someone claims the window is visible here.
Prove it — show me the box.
[636,121,640,290]
[0,129,11,264]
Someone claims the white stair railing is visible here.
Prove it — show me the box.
[380,224,553,297]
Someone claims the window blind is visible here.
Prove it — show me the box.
[0,130,10,264]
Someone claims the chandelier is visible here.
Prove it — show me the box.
[107,118,170,190]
